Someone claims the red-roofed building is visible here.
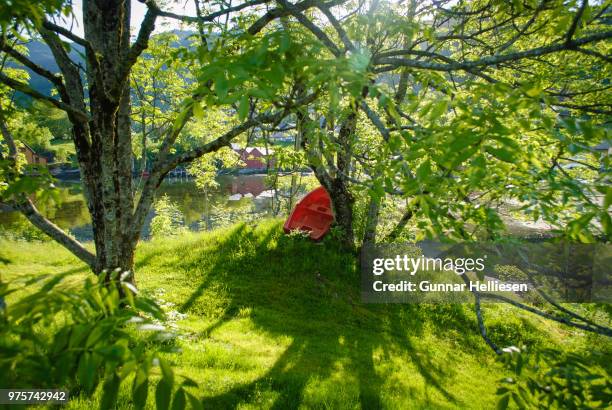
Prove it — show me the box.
[231,144,275,169]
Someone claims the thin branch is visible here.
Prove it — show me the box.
[124,7,158,75]
[480,292,612,337]
[16,200,96,267]
[558,157,601,171]
[42,19,106,100]
[575,46,612,63]
[566,0,588,46]
[0,115,95,268]
[248,0,348,35]
[37,26,90,126]
[42,20,89,47]
[0,40,66,91]
[360,101,390,141]
[0,72,88,121]
[498,0,548,53]
[384,201,417,242]
[146,0,269,24]
[374,31,612,72]
[277,0,341,56]
[319,5,355,52]
[553,102,612,115]
[163,111,283,171]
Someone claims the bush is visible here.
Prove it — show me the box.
[150,195,186,238]
[496,346,611,409]
[0,270,201,409]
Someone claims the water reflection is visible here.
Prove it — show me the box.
[0,174,318,242]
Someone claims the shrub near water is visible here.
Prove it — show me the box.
[150,194,187,238]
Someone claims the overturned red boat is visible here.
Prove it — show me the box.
[283,186,334,240]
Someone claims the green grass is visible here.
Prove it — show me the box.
[49,139,76,164]
[1,220,610,409]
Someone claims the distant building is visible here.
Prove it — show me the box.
[231,143,275,169]
[19,142,47,166]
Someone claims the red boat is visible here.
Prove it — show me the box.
[284,186,334,240]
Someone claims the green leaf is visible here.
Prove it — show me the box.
[486,146,515,163]
[192,102,204,119]
[429,100,448,121]
[279,32,290,52]
[133,371,149,410]
[172,107,191,132]
[601,212,612,237]
[525,85,542,97]
[604,187,612,209]
[238,95,249,121]
[416,159,431,182]
[497,394,510,410]
[85,324,106,348]
[155,379,172,410]
[185,393,203,410]
[171,388,186,410]
[100,374,120,410]
[159,358,174,387]
[77,352,97,393]
[214,75,228,99]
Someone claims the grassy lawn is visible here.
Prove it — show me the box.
[48,139,76,164]
[1,220,610,409]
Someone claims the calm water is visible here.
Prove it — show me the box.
[0,174,318,242]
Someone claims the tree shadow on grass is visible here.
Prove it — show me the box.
[161,222,479,409]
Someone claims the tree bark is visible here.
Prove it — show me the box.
[79,0,138,276]
[362,195,380,245]
[299,107,356,248]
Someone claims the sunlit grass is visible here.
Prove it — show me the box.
[1,220,610,409]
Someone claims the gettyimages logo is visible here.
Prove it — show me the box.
[372,255,487,276]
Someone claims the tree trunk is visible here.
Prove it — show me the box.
[328,177,355,246]
[82,0,137,277]
[362,195,381,245]
[300,102,357,248]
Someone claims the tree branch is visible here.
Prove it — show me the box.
[0,71,88,121]
[37,26,90,126]
[575,46,612,63]
[566,0,588,46]
[553,101,612,115]
[0,40,66,92]
[247,0,348,35]
[480,292,612,337]
[123,6,158,80]
[360,101,390,141]
[383,198,420,242]
[162,110,285,172]
[319,5,355,52]
[0,115,96,268]
[374,31,612,72]
[277,0,341,56]
[42,20,89,47]
[16,200,96,267]
[41,19,107,103]
[146,0,269,24]
[450,268,503,354]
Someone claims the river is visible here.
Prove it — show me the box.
[0,173,319,242]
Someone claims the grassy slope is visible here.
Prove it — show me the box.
[1,220,610,409]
